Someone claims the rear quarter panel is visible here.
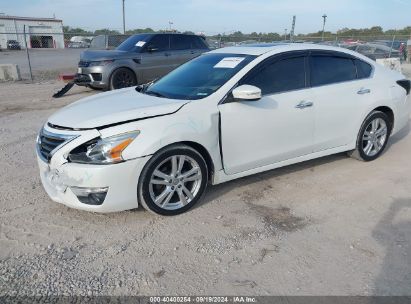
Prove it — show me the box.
[375,64,410,134]
[343,64,405,140]
[390,83,410,134]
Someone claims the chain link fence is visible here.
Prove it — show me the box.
[0,25,410,81]
[208,34,410,52]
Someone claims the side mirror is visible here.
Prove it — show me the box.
[232,85,262,101]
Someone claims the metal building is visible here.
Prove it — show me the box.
[0,15,64,49]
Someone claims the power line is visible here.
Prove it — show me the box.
[122,0,125,34]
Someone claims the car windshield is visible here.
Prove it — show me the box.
[116,34,150,51]
[145,53,256,100]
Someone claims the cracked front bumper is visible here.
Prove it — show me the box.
[37,154,150,213]
[75,65,109,88]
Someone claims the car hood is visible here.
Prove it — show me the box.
[48,88,189,129]
[80,49,134,61]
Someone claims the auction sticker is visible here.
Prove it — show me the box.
[214,57,245,68]
[135,41,146,47]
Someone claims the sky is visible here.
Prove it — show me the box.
[1,0,411,35]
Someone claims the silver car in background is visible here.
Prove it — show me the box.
[75,33,210,90]
[344,43,401,61]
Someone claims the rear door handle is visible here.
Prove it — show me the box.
[295,101,314,109]
[164,52,171,57]
[357,88,371,95]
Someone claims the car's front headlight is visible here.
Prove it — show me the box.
[88,60,114,67]
[68,131,140,164]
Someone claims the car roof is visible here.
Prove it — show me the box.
[208,43,366,56]
[132,33,201,37]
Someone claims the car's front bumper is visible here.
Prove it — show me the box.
[37,153,150,213]
[75,66,109,88]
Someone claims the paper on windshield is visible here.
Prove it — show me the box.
[214,57,245,68]
[135,41,146,47]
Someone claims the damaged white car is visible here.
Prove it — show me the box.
[37,44,411,215]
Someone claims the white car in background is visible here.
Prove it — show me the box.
[36,44,411,215]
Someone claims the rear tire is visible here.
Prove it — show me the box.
[348,111,392,161]
[109,68,137,90]
[138,145,208,216]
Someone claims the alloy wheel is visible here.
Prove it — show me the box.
[112,70,135,89]
[148,155,203,210]
[362,118,388,157]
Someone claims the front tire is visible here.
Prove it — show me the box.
[109,68,137,90]
[348,111,392,161]
[138,145,208,215]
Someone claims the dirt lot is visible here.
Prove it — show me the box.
[0,78,411,296]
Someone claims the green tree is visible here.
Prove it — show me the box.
[94,29,121,35]
[126,28,157,34]
[62,26,92,35]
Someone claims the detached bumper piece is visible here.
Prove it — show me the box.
[52,82,75,98]
[53,74,94,99]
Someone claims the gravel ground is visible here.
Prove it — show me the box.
[0,75,411,296]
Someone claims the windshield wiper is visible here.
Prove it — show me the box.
[135,78,158,93]
[135,82,150,93]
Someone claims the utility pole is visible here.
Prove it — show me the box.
[290,15,296,42]
[284,29,288,41]
[321,14,327,41]
[169,21,173,31]
[23,25,33,81]
[122,0,126,34]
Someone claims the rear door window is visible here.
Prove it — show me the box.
[244,56,306,95]
[310,55,357,87]
[170,35,191,50]
[145,35,170,52]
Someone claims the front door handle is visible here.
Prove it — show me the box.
[295,101,314,109]
[357,88,371,95]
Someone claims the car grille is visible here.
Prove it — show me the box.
[78,60,90,67]
[37,129,76,162]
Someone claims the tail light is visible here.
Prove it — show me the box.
[397,80,410,95]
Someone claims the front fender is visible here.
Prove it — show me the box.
[107,59,142,83]
[98,105,223,171]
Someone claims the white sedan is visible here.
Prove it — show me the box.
[36,44,411,215]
